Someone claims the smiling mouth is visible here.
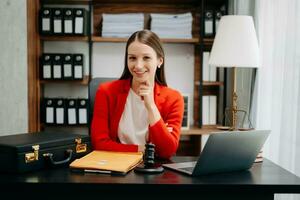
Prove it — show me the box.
[134,71,146,76]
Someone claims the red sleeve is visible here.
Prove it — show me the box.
[91,84,138,152]
[148,92,184,159]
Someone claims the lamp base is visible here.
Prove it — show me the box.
[220,107,254,131]
[217,126,231,130]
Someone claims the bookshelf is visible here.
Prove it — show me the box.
[27,0,228,155]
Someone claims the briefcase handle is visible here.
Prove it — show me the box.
[43,149,73,167]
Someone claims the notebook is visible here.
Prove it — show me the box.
[70,150,143,175]
[163,130,270,176]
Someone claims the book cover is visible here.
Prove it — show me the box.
[69,151,143,174]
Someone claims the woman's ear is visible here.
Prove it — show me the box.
[158,57,163,68]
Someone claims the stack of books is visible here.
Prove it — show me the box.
[255,150,264,163]
[150,12,193,39]
[102,13,144,38]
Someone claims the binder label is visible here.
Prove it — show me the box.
[46,107,54,123]
[53,65,62,78]
[42,18,50,31]
[43,65,51,79]
[68,108,76,124]
[63,64,72,77]
[74,65,83,78]
[79,108,87,124]
[54,19,62,33]
[64,20,73,33]
[56,108,64,124]
[75,17,83,34]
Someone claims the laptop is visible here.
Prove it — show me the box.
[163,130,270,176]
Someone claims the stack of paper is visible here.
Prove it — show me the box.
[202,95,217,125]
[102,13,144,38]
[70,151,143,174]
[150,12,193,39]
[202,51,217,81]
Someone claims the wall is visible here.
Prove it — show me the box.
[0,0,28,136]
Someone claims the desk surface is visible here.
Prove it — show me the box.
[1,157,300,199]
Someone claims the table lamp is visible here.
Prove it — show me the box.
[208,15,259,130]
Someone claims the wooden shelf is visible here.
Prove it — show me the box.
[181,125,224,136]
[41,36,89,41]
[92,0,200,4]
[41,123,88,130]
[203,38,214,46]
[40,75,90,85]
[41,0,91,4]
[202,81,223,86]
[91,36,200,44]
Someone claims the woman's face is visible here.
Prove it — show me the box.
[127,40,163,84]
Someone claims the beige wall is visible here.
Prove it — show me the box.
[0,0,28,136]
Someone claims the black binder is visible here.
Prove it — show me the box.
[77,99,88,125]
[63,8,74,35]
[43,98,55,125]
[40,54,52,80]
[74,8,88,35]
[39,8,52,35]
[73,54,84,80]
[52,54,63,80]
[67,99,77,125]
[215,10,223,34]
[204,10,214,37]
[54,98,66,125]
[62,54,73,80]
[182,95,189,129]
[53,8,63,35]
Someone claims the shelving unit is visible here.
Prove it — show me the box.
[27,0,228,155]
[40,75,90,85]
[91,36,200,44]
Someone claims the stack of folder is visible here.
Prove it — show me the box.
[70,151,143,175]
[150,12,193,39]
[102,13,144,38]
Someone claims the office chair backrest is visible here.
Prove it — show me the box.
[89,77,116,124]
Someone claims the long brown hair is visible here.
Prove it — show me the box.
[119,30,167,86]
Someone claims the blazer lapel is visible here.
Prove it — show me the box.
[111,80,131,140]
[154,83,166,113]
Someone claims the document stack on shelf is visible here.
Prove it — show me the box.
[202,95,217,125]
[150,12,193,39]
[255,150,264,163]
[102,13,144,38]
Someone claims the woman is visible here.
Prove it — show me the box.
[91,30,184,159]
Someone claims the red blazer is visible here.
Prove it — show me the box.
[91,79,184,159]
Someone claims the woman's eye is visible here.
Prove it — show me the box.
[144,56,151,60]
[128,57,136,60]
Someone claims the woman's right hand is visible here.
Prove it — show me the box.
[138,145,145,153]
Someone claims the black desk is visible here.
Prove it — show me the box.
[1,157,300,200]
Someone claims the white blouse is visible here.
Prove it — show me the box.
[118,88,148,145]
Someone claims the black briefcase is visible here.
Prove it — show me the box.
[0,131,91,173]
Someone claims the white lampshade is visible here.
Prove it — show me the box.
[208,15,259,68]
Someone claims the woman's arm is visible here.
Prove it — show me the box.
[91,84,139,152]
[148,91,184,159]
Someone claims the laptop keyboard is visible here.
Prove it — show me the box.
[179,167,194,173]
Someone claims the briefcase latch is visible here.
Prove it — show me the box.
[25,145,40,163]
[75,138,87,153]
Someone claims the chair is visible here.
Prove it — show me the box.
[88,77,116,126]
